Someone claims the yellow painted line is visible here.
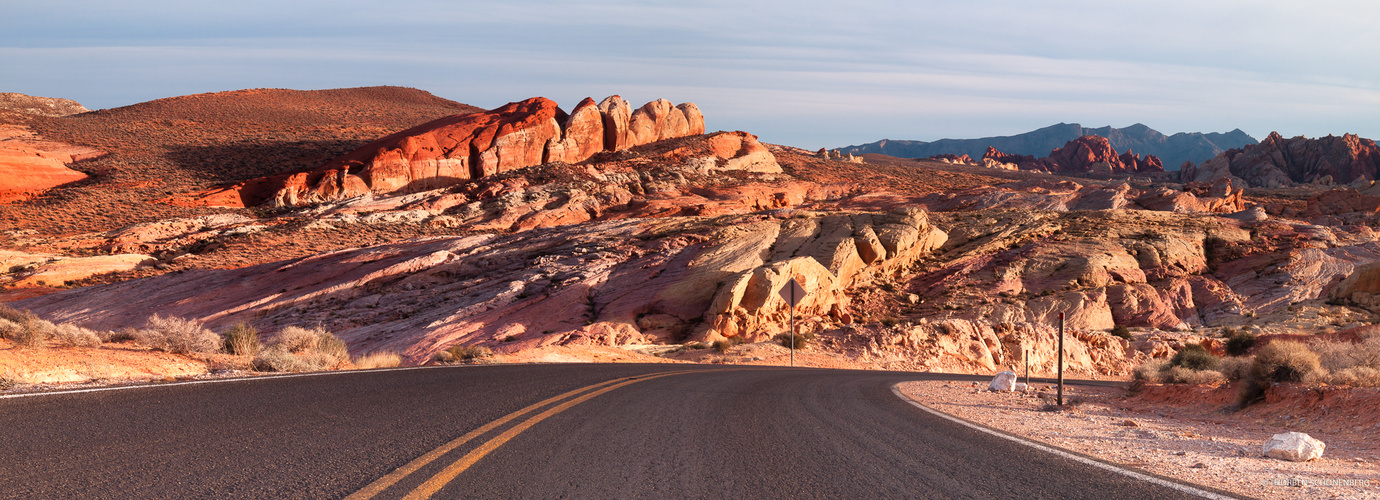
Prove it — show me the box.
[344,376,629,500]
[402,371,690,500]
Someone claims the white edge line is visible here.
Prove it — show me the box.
[889,384,1239,500]
[0,363,464,400]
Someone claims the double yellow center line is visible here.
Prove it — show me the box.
[346,370,693,500]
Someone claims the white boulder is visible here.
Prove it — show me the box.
[989,370,1017,391]
[1262,432,1325,462]
[1014,382,1028,392]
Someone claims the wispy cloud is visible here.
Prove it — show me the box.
[1,1,1377,148]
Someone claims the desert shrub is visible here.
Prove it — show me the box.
[1252,341,1322,384]
[880,317,899,328]
[50,323,100,348]
[1169,343,1220,371]
[99,327,140,343]
[1110,324,1132,340]
[1161,366,1227,385]
[0,304,38,325]
[353,351,403,369]
[222,323,261,356]
[1132,359,1170,383]
[252,349,313,372]
[0,366,22,391]
[253,326,349,372]
[1217,356,1254,381]
[1224,330,1257,356]
[1,316,54,348]
[712,336,744,353]
[775,331,815,349]
[445,345,493,362]
[137,315,222,354]
[270,326,322,353]
[1330,367,1380,387]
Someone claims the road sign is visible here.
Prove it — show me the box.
[777,277,808,367]
[778,277,807,308]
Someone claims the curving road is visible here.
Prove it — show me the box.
[0,364,1240,499]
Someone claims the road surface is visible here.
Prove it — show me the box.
[0,364,1237,499]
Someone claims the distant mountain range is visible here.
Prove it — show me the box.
[840,123,1258,170]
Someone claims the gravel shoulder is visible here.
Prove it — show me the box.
[898,380,1380,500]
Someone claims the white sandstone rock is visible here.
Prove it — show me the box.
[989,370,1017,391]
[1262,432,1325,462]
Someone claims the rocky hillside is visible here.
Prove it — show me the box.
[6,88,1380,379]
[843,123,1257,170]
[980,135,1164,175]
[0,86,479,235]
[1181,132,1380,188]
[181,96,707,208]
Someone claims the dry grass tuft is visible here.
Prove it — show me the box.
[252,326,349,372]
[353,351,403,369]
[137,314,222,354]
[50,323,101,348]
[222,322,261,356]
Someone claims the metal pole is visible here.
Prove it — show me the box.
[1023,347,1029,388]
[1057,312,1065,406]
[790,290,796,367]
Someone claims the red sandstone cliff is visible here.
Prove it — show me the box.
[191,96,707,207]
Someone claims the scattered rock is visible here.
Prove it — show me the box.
[1261,431,1325,462]
[989,370,1017,391]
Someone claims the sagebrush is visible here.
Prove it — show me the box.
[137,315,222,354]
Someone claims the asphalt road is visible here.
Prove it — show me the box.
[0,364,1238,499]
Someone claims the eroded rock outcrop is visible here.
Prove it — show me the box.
[18,209,945,363]
[982,136,1164,175]
[0,125,104,203]
[1181,132,1380,188]
[191,95,707,207]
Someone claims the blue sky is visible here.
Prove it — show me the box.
[2,0,1376,149]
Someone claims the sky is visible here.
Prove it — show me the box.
[2,0,1377,150]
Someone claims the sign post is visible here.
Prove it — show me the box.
[1057,312,1065,406]
[777,277,808,367]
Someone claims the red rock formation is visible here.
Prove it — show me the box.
[189,95,708,207]
[928,154,974,164]
[598,95,633,151]
[545,98,605,164]
[0,125,104,203]
[1184,132,1380,188]
[984,137,1164,174]
[1305,189,1380,216]
[982,146,1037,167]
[628,99,694,147]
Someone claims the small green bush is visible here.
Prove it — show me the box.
[1169,343,1220,371]
[1110,324,1132,340]
[1225,330,1257,356]
[222,323,261,356]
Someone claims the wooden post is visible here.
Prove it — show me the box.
[1057,312,1065,406]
